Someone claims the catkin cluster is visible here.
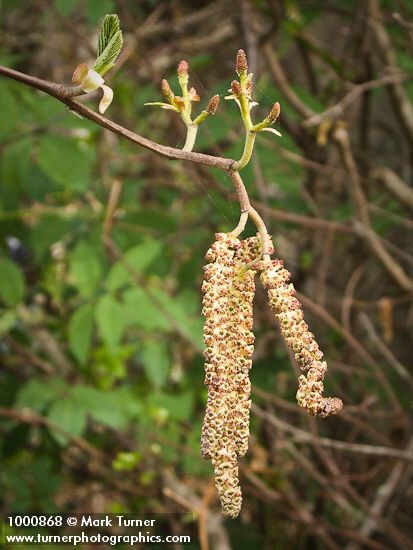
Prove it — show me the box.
[201,233,342,517]
[201,233,255,518]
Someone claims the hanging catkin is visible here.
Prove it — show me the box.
[237,234,342,417]
[259,253,343,418]
[201,233,255,518]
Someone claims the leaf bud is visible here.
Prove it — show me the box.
[231,80,242,97]
[161,79,174,103]
[177,59,189,76]
[207,95,220,115]
[236,49,248,76]
[268,102,281,124]
[188,87,200,102]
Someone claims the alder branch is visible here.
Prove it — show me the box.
[0,66,233,170]
[0,64,274,254]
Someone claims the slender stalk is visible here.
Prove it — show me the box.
[251,119,270,132]
[226,169,250,212]
[239,93,253,130]
[182,123,198,152]
[247,205,271,259]
[180,108,192,128]
[230,211,249,237]
[232,131,256,170]
[232,71,257,170]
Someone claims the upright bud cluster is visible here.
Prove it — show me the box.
[145,59,219,130]
[201,233,255,518]
[225,48,282,148]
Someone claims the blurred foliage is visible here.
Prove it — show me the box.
[1,1,413,549]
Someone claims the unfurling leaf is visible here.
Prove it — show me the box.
[93,14,123,76]
[97,14,120,57]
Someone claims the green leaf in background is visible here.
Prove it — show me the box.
[0,310,16,334]
[123,283,203,350]
[91,345,134,388]
[0,81,18,138]
[154,288,203,351]
[93,14,123,76]
[85,0,115,24]
[140,339,170,389]
[71,385,140,429]
[2,455,60,513]
[112,451,142,472]
[149,390,194,421]
[106,240,162,291]
[54,0,78,16]
[69,241,103,297]
[0,137,32,210]
[122,287,169,331]
[47,398,87,445]
[95,294,128,348]
[124,208,178,232]
[16,378,66,413]
[37,135,94,191]
[30,214,72,259]
[0,257,25,307]
[68,302,94,365]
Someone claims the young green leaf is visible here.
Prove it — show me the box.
[106,240,163,291]
[93,14,123,76]
[97,14,120,56]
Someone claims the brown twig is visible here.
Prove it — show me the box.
[252,404,413,461]
[359,312,413,387]
[345,435,413,550]
[367,0,413,147]
[371,166,413,212]
[303,73,409,128]
[297,291,402,411]
[263,42,315,119]
[333,124,413,293]
[102,178,123,259]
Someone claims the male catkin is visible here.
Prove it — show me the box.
[201,233,255,518]
[259,254,343,417]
